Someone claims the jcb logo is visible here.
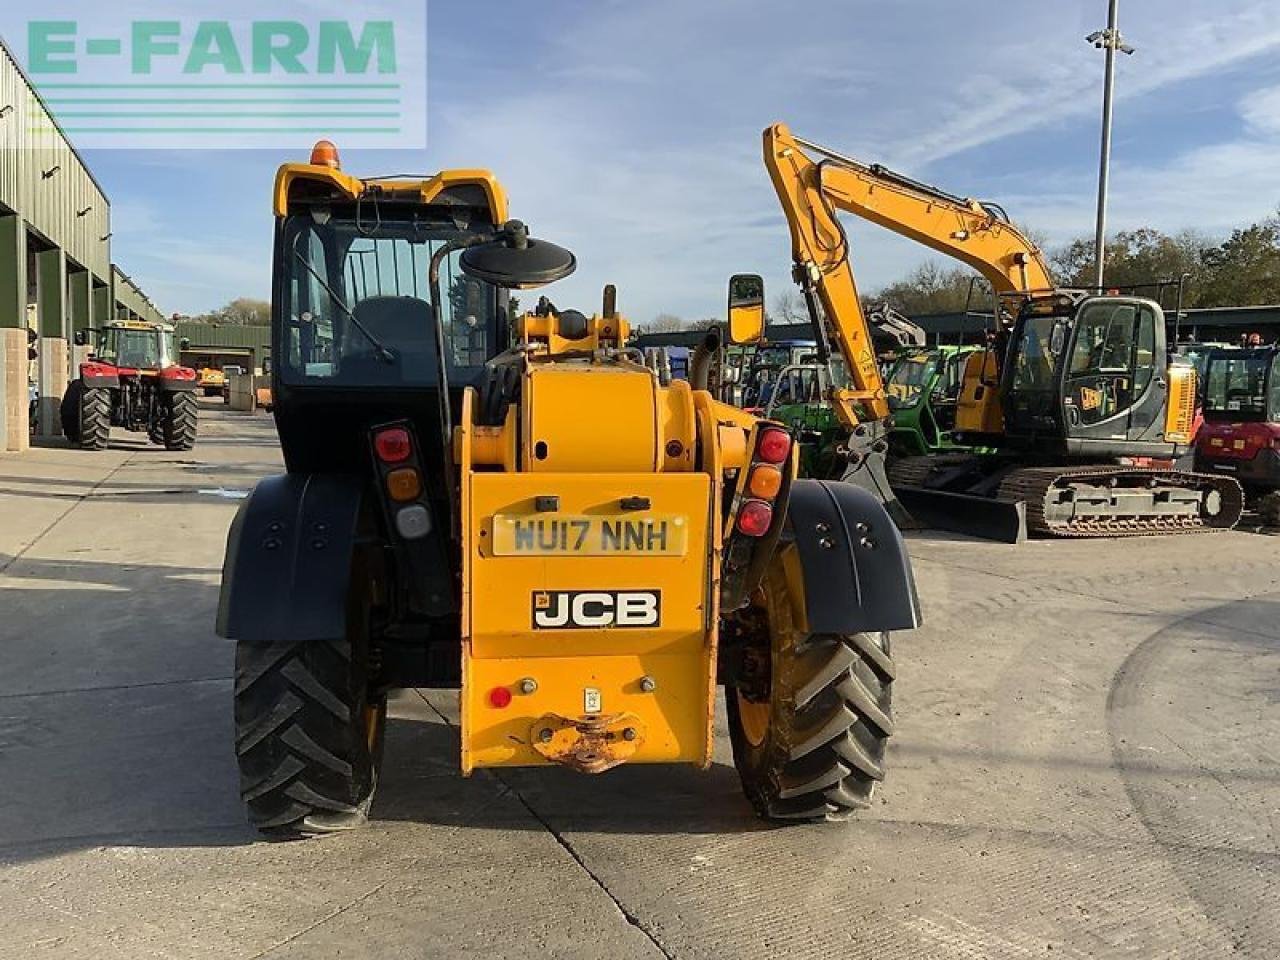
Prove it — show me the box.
[532,591,661,630]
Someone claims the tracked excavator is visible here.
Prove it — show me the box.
[760,123,1242,541]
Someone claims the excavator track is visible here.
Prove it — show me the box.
[997,465,1244,538]
[886,454,967,489]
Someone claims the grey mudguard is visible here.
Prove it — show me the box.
[785,479,922,634]
[216,473,364,643]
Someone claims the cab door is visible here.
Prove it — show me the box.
[1060,298,1167,445]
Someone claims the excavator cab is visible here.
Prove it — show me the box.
[1000,294,1189,458]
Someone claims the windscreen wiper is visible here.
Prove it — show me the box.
[293,251,395,363]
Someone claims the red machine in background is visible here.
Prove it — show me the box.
[1194,345,1280,525]
[61,321,200,451]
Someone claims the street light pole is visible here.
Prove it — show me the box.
[1087,0,1135,289]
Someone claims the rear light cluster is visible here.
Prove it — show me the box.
[736,426,791,537]
[371,423,432,540]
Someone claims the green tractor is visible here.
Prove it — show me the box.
[757,356,848,480]
[884,345,982,457]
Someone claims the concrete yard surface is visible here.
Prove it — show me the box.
[0,400,1277,959]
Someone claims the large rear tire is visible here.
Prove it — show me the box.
[727,546,895,821]
[76,385,111,450]
[160,391,198,451]
[234,574,385,837]
[60,381,83,443]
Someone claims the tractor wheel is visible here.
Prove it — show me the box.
[234,576,386,837]
[160,391,198,450]
[60,381,83,443]
[1259,491,1280,529]
[76,386,111,450]
[727,545,895,821]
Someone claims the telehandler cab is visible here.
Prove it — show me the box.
[217,142,920,835]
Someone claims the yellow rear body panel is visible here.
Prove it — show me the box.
[461,468,716,773]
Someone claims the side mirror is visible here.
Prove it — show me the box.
[179,337,190,350]
[73,330,88,347]
[727,273,766,345]
[459,220,577,290]
[1049,319,1068,356]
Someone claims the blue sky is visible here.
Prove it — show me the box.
[60,0,1280,323]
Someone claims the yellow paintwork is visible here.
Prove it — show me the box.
[523,365,669,472]
[462,471,715,771]
[728,302,766,345]
[762,123,1051,433]
[1165,363,1197,445]
[273,162,509,224]
[954,350,1006,435]
[198,367,225,389]
[518,311,630,354]
[454,314,763,773]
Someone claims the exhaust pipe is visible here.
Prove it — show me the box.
[689,328,721,391]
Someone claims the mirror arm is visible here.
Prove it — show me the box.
[428,235,487,538]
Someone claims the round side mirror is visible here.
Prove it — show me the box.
[459,221,576,290]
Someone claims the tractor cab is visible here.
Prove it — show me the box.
[885,346,980,456]
[93,323,176,372]
[1194,346,1280,493]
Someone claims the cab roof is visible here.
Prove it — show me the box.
[273,162,509,225]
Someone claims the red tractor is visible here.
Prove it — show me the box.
[61,321,200,451]
[1194,345,1280,526]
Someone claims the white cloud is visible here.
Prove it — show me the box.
[1240,85,1280,136]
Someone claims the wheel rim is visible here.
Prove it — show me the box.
[735,691,770,747]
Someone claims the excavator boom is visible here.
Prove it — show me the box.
[762,122,1051,431]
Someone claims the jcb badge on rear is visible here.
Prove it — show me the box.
[532,590,661,629]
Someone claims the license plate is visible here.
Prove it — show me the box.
[491,514,688,556]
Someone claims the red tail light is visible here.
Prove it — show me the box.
[737,499,773,537]
[756,428,791,465]
[374,427,412,463]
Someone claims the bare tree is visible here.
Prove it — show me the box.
[771,290,806,323]
[647,313,684,333]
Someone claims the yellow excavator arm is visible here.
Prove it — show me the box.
[762,122,1053,429]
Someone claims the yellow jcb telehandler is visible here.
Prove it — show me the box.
[216,141,920,833]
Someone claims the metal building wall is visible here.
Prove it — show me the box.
[0,39,109,278]
[175,322,271,355]
[111,265,164,324]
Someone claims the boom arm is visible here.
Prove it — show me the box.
[763,122,1052,427]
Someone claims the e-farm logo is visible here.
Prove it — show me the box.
[8,3,426,149]
[29,21,398,77]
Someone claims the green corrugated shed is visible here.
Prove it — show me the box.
[176,322,271,357]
